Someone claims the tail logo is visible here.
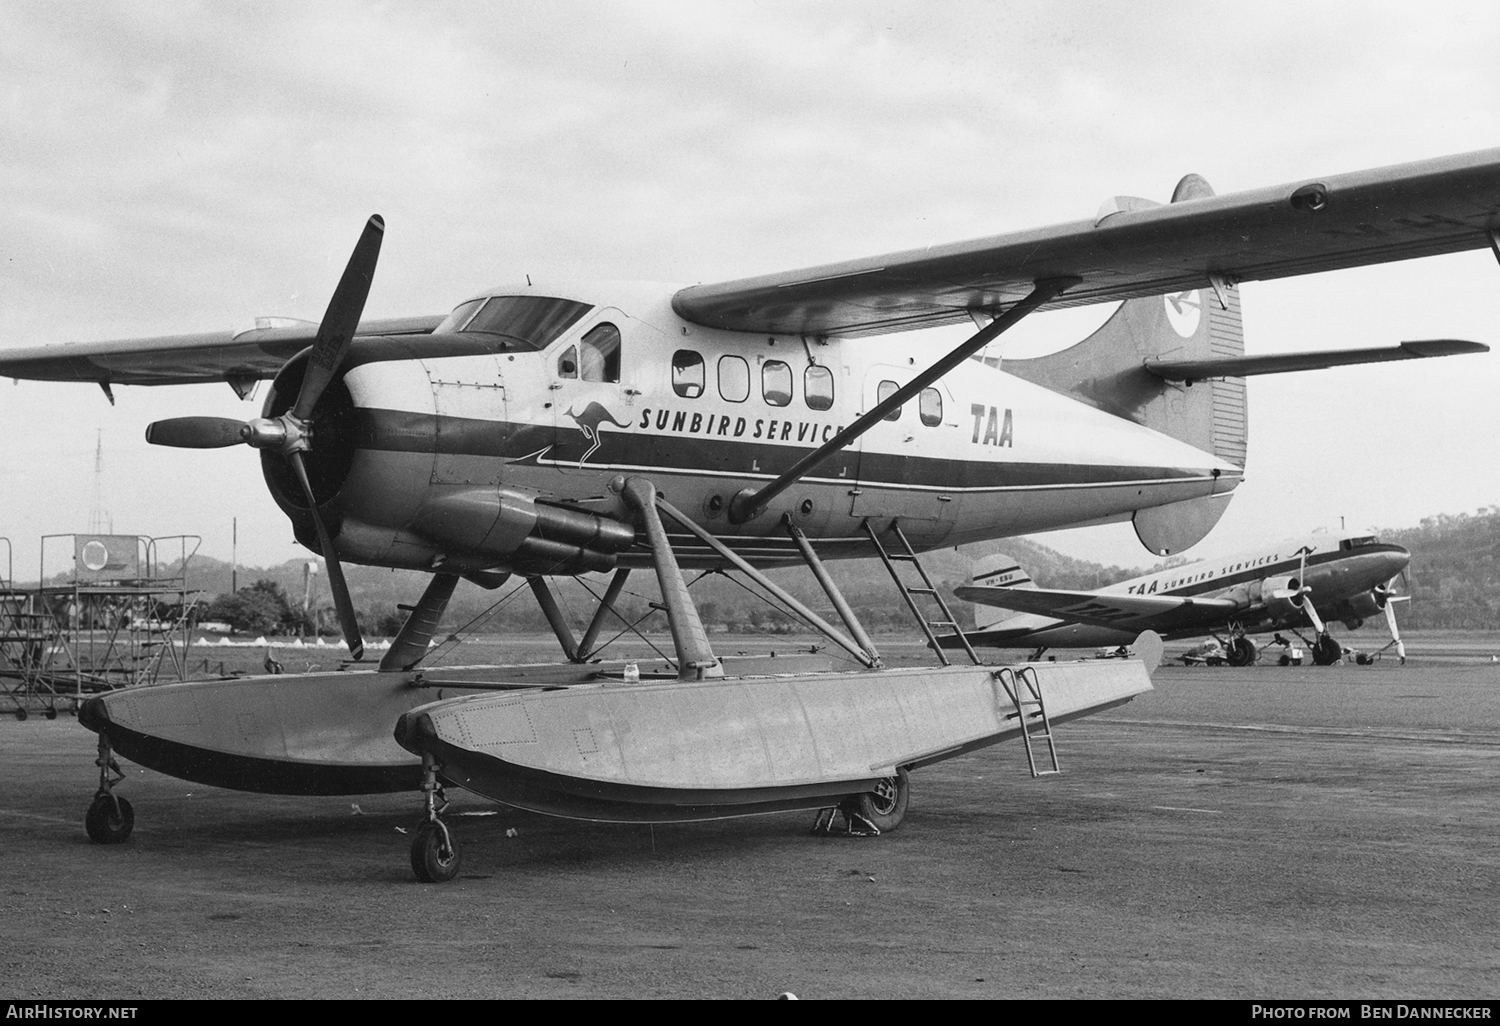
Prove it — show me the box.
[1164,290,1202,338]
[564,402,632,463]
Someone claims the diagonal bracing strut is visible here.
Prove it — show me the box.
[727,276,1080,524]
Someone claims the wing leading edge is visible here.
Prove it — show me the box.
[673,148,1500,337]
[0,315,444,386]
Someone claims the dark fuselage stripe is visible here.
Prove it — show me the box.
[1112,545,1406,601]
[352,407,1218,491]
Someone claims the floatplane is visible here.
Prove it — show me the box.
[1,148,1495,880]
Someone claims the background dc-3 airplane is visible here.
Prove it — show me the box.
[953,532,1410,667]
[0,148,1495,880]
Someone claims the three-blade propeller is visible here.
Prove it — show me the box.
[1269,545,1327,634]
[146,215,385,660]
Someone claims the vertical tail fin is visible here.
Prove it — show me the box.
[968,553,1036,630]
[1004,174,1245,553]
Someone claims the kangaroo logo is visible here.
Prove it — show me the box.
[564,402,632,464]
[1164,290,1202,338]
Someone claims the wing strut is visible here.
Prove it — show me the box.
[727,276,1079,524]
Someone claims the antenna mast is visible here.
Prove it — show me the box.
[88,429,112,534]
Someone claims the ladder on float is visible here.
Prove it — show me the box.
[863,520,979,666]
[993,665,1061,777]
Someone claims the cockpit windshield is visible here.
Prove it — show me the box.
[1340,535,1379,550]
[435,295,592,350]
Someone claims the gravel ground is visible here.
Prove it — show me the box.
[1,659,1497,999]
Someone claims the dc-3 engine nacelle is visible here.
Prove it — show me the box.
[1257,574,1310,621]
[1334,589,1391,630]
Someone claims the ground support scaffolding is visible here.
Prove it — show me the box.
[0,535,203,718]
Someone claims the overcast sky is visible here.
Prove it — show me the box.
[2,0,1497,580]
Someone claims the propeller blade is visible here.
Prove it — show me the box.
[288,450,365,660]
[1302,595,1326,635]
[1384,597,1407,663]
[292,214,385,424]
[145,416,248,448]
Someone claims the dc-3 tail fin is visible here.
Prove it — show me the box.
[968,553,1038,630]
[1006,174,1244,555]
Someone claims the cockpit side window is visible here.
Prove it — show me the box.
[580,322,621,383]
[437,295,591,350]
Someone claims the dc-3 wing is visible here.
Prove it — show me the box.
[954,584,1240,633]
[673,148,1500,337]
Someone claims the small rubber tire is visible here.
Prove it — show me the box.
[45,708,58,720]
[14,707,27,722]
[85,795,134,844]
[1225,636,1258,667]
[411,821,461,883]
[847,768,910,833]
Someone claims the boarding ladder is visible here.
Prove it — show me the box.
[862,520,979,666]
[993,665,1061,777]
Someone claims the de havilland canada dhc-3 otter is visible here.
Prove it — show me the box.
[2,148,1496,881]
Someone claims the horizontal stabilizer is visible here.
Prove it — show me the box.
[953,584,1239,632]
[1145,339,1487,382]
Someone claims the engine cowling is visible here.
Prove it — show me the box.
[1259,574,1307,621]
[1334,588,1393,630]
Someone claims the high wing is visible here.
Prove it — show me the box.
[673,148,1500,337]
[954,584,1241,633]
[0,315,444,387]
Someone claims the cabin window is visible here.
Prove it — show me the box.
[579,322,621,383]
[878,379,902,421]
[672,350,704,398]
[804,365,834,411]
[557,345,578,378]
[762,360,792,407]
[719,356,750,402]
[438,295,592,349]
[919,387,942,427]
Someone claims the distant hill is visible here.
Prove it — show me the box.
[22,507,1491,636]
[1376,509,1500,629]
[134,534,1152,636]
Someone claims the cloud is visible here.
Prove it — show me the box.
[0,0,1497,574]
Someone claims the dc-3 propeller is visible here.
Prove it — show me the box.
[145,214,385,660]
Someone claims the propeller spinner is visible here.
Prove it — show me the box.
[146,214,385,660]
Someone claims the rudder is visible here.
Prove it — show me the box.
[1003,174,1245,554]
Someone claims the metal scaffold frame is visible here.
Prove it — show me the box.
[0,535,203,719]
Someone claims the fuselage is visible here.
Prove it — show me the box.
[268,281,1242,574]
[973,532,1410,648]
